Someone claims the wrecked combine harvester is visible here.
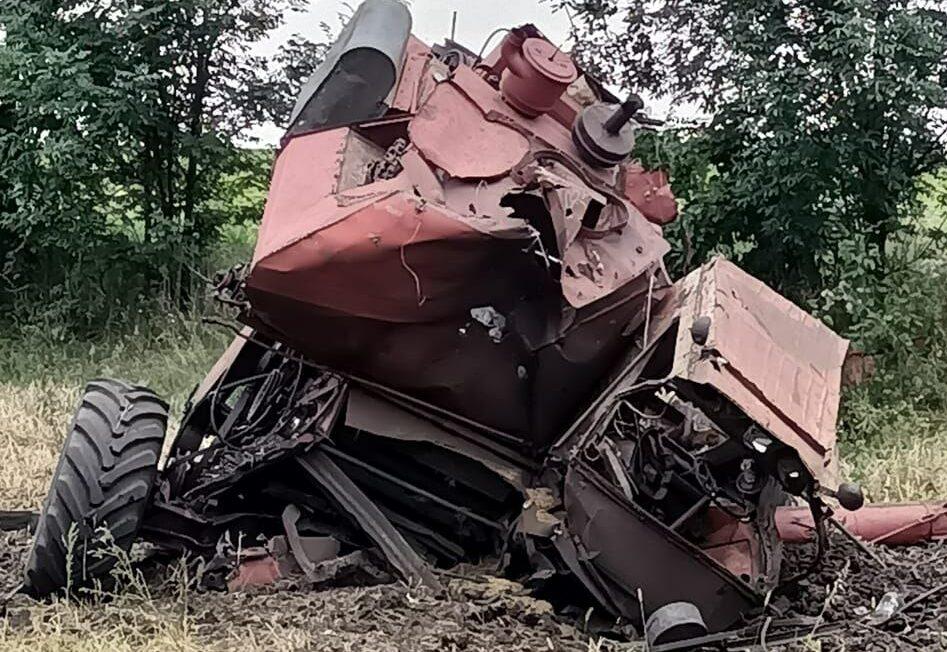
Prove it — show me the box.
[18,0,945,646]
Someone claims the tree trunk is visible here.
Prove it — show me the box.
[182,45,213,245]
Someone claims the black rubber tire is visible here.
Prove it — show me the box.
[23,379,168,597]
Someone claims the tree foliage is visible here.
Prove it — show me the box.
[0,0,324,329]
[563,0,947,298]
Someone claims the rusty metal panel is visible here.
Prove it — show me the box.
[671,257,849,481]
[621,163,677,225]
[448,66,618,186]
[513,159,670,309]
[390,35,431,113]
[250,191,526,322]
[409,83,530,179]
[563,463,759,631]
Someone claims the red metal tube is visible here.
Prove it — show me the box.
[776,502,947,545]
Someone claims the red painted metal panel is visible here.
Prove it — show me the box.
[253,128,351,265]
[670,258,849,482]
[409,83,529,179]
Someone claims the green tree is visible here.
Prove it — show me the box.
[0,0,323,329]
[563,0,947,298]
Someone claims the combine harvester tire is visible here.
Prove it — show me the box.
[23,379,167,597]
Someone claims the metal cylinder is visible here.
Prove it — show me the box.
[645,602,708,646]
[572,103,637,167]
[499,38,577,117]
[776,502,947,545]
[604,96,644,134]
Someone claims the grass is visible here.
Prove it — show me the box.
[0,311,230,511]
[840,394,947,502]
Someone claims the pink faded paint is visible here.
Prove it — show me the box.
[670,258,849,482]
[245,42,676,444]
[777,502,947,545]
[409,83,530,179]
[390,36,432,114]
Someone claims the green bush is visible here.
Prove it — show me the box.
[0,0,306,335]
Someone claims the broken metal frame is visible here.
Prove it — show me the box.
[296,449,443,591]
[139,258,841,634]
[150,311,790,629]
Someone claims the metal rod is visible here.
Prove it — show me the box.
[669,495,711,532]
[297,449,443,591]
[604,96,645,135]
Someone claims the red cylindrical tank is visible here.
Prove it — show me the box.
[498,37,577,117]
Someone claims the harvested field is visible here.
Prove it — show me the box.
[0,528,617,652]
[777,534,947,651]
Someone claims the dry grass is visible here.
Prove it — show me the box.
[0,317,229,511]
[839,395,947,502]
[841,423,947,503]
[0,382,78,511]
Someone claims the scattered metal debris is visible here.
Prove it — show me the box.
[469,306,506,343]
[869,591,905,625]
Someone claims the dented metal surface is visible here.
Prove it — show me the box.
[243,19,674,447]
[24,1,901,644]
[667,257,849,482]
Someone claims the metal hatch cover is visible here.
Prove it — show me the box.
[669,257,849,482]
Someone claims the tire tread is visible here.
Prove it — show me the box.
[23,379,167,597]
